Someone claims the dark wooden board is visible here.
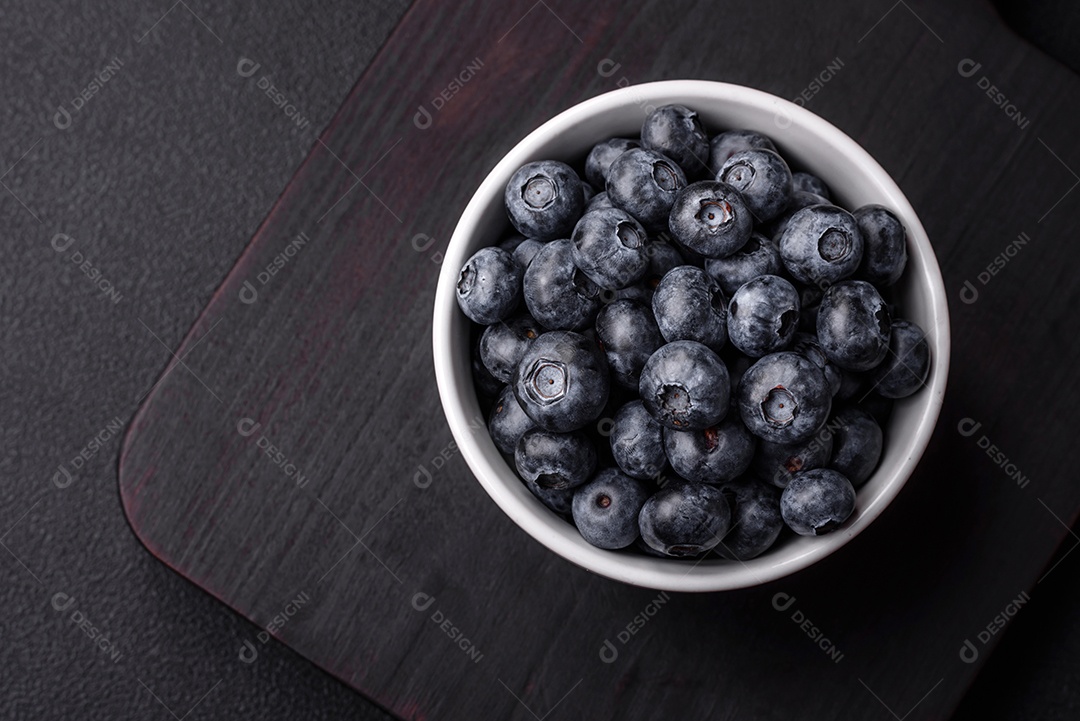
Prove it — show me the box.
[118,1,1080,719]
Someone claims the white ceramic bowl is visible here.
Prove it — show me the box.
[433,80,949,592]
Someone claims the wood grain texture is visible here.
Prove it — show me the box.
[119,1,1080,719]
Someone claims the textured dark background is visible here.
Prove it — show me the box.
[0,1,1076,719]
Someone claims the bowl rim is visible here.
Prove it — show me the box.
[433,80,951,592]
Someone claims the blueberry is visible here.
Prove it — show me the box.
[816,280,891,371]
[788,332,842,396]
[854,205,907,287]
[651,266,728,352]
[667,180,753,258]
[858,393,895,428]
[571,208,649,290]
[504,160,584,241]
[752,431,834,489]
[610,283,652,311]
[586,191,615,212]
[717,148,792,223]
[498,234,528,254]
[796,285,824,334]
[634,535,673,558]
[641,104,710,178]
[663,416,755,484]
[523,477,575,517]
[828,407,883,487]
[763,190,830,240]
[707,129,778,177]
[515,428,597,490]
[835,369,865,402]
[514,330,609,432]
[778,204,864,287]
[780,468,856,536]
[512,238,544,270]
[523,239,602,330]
[595,300,663,390]
[638,481,731,557]
[791,190,830,209]
[639,239,687,293]
[479,314,543,383]
[870,319,930,398]
[609,400,667,480]
[715,478,783,560]
[489,385,537,455]
[606,147,687,232]
[572,468,651,549]
[726,353,753,412]
[640,341,730,431]
[581,181,596,205]
[585,138,640,189]
[663,233,708,269]
[472,340,503,399]
[704,232,782,296]
[791,172,831,200]
[727,275,800,358]
[737,351,831,444]
[456,246,522,324]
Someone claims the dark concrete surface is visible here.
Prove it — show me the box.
[0,2,408,718]
[1,1,1077,718]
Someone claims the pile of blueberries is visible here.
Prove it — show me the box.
[456,104,930,561]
